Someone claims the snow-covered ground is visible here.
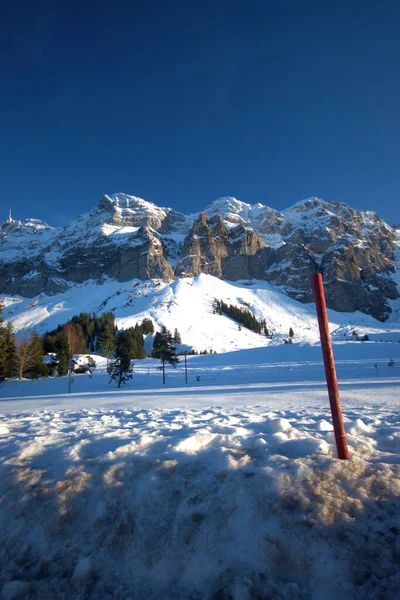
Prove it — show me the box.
[1,344,400,599]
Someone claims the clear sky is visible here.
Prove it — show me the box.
[1,0,399,226]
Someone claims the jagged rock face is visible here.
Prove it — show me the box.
[175,213,230,278]
[57,227,174,284]
[0,194,398,321]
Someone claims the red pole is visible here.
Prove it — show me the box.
[312,272,349,459]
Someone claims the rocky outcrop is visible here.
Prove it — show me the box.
[57,227,173,284]
[175,213,230,278]
[0,193,398,321]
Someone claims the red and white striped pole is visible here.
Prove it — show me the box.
[312,272,349,459]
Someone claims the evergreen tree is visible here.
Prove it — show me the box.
[0,307,16,379]
[3,323,16,378]
[151,326,179,384]
[55,330,69,376]
[142,318,154,335]
[289,327,294,338]
[117,327,146,360]
[98,322,116,365]
[109,331,133,388]
[108,356,133,387]
[28,331,47,378]
[0,305,6,380]
[173,328,182,344]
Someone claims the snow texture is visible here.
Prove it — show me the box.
[1,345,400,599]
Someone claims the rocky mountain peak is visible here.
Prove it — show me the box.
[0,193,398,321]
[98,193,173,230]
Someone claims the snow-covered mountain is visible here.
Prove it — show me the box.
[0,194,399,334]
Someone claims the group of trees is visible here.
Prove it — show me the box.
[0,305,46,380]
[0,306,159,382]
[178,348,216,356]
[214,299,270,336]
[1,303,182,386]
[108,324,181,387]
[43,311,117,357]
[43,313,154,377]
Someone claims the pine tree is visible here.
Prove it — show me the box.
[289,327,294,338]
[142,318,154,335]
[108,356,133,387]
[98,322,116,366]
[55,330,69,376]
[0,305,12,380]
[2,323,16,378]
[28,331,47,378]
[151,326,179,384]
[173,328,182,344]
[109,331,133,388]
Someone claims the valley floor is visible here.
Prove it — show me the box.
[1,344,400,599]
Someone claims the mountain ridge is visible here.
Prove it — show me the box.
[0,193,399,321]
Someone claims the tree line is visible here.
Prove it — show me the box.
[0,304,184,385]
[213,299,270,336]
[42,312,158,375]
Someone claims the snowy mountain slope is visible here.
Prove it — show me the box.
[1,274,399,352]
[0,217,58,262]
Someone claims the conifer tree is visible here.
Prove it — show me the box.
[289,327,294,338]
[151,326,179,384]
[55,329,69,376]
[142,318,154,335]
[98,322,116,366]
[3,323,16,378]
[109,331,133,388]
[173,328,182,344]
[0,306,14,379]
[28,331,46,378]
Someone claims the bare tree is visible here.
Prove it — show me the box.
[63,322,86,356]
[15,339,32,380]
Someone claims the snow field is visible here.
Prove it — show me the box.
[1,402,400,599]
[1,345,400,599]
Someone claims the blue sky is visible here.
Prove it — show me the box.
[1,0,399,226]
